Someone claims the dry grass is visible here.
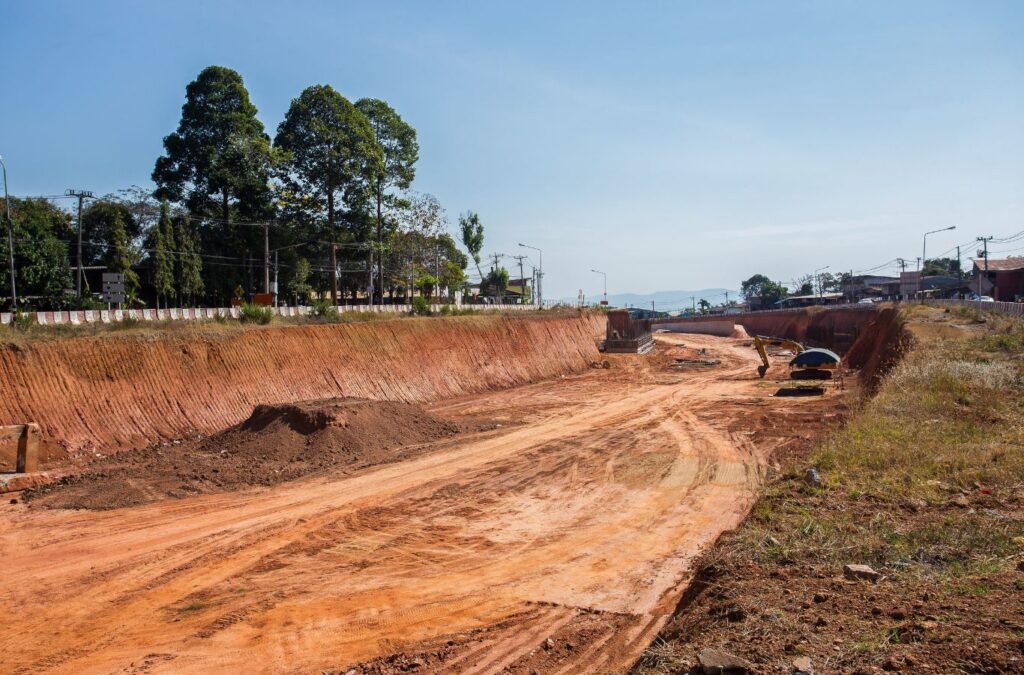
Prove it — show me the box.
[633,306,1024,673]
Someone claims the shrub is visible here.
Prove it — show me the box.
[239,302,273,325]
[12,311,34,331]
[439,304,452,316]
[411,296,431,316]
[311,299,340,320]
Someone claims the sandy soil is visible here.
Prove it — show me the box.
[0,333,839,674]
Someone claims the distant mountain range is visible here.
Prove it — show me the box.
[559,288,739,310]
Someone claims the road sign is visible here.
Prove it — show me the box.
[102,273,126,304]
[102,273,124,283]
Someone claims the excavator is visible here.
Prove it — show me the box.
[753,335,840,379]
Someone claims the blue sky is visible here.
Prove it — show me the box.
[2,1,1022,300]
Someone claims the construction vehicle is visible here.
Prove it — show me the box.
[753,335,840,379]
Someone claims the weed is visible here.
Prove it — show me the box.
[411,296,431,316]
[239,303,273,325]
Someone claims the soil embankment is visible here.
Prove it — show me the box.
[0,313,603,460]
[658,307,878,352]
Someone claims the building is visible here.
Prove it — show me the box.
[972,258,1024,301]
[777,292,846,308]
[842,275,900,301]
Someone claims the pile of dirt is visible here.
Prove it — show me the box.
[25,398,459,510]
[729,324,750,339]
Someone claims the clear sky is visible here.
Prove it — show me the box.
[2,1,1022,300]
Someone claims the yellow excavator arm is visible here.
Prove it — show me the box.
[753,335,805,378]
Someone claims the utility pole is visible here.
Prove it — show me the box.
[897,258,906,274]
[330,242,338,306]
[263,222,270,294]
[956,246,961,280]
[0,156,14,310]
[977,236,993,296]
[66,189,94,298]
[512,255,527,304]
[518,243,542,308]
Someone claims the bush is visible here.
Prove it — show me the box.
[439,304,452,316]
[12,311,34,331]
[411,296,432,316]
[239,302,273,325]
[311,299,340,320]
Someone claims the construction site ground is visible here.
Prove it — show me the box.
[0,331,845,674]
[634,307,1024,675]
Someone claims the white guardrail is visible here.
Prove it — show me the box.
[0,302,539,326]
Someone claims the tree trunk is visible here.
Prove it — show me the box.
[328,187,337,306]
[375,183,383,304]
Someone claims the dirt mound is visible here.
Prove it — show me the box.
[0,314,603,460]
[729,324,750,339]
[26,398,459,510]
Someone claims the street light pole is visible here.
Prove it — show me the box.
[0,156,14,310]
[922,226,956,276]
[590,269,607,305]
[518,243,542,307]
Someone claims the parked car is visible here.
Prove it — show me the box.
[970,294,995,302]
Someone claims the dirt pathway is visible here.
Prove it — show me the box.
[0,334,832,673]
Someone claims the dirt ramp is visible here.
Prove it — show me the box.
[27,397,460,509]
[0,314,602,456]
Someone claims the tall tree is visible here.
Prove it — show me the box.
[459,211,485,285]
[105,211,141,304]
[153,66,272,223]
[355,98,419,302]
[176,216,204,305]
[153,66,273,303]
[275,85,383,303]
[152,202,177,309]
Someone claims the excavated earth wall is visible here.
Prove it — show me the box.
[0,314,604,456]
[658,307,879,352]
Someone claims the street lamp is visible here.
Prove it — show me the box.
[813,265,830,298]
[922,226,956,274]
[590,269,607,305]
[518,242,542,307]
[0,155,15,311]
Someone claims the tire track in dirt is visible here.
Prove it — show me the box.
[0,333,838,673]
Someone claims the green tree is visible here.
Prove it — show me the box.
[459,211,485,286]
[484,267,509,300]
[287,257,312,305]
[698,298,712,314]
[0,198,73,309]
[176,216,204,305]
[152,202,177,308]
[355,98,419,302]
[440,260,466,301]
[105,211,141,304]
[275,85,382,302]
[922,257,960,277]
[153,66,273,303]
[740,273,787,306]
[153,66,273,223]
[81,201,142,267]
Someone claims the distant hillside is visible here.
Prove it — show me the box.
[559,288,739,310]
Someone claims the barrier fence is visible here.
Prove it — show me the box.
[0,302,539,326]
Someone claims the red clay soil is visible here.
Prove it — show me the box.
[842,307,912,393]
[658,308,879,352]
[0,313,603,460]
[26,398,461,510]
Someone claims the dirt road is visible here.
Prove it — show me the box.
[0,334,834,673]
